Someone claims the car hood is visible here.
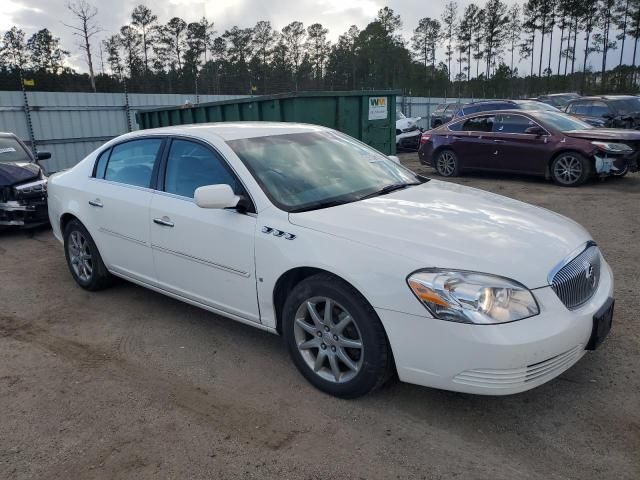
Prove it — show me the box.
[563,129,640,141]
[289,180,592,288]
[0,162,41,187]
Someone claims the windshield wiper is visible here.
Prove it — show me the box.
[359,182,420,200]
[289,198,357,213]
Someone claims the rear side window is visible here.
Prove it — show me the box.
[462,115,495,132]
[163,139,242,198]
[104,138,163,188]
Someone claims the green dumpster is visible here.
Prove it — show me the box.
[135,90,400,155]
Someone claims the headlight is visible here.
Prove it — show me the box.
[14,178,47,194]
[591,141,633,153]
[407,269,539,324]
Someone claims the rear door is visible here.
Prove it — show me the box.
[87,137,165,284]
[491,113,550,174]
[451,114,497,170]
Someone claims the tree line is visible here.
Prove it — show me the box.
[1,0,640,98]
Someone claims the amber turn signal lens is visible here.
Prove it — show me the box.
[408,279,450,307]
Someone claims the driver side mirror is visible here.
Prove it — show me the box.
[36,151,51,160]
[524,126,545,136]
[388,155,401,164]
[194,184,239,209]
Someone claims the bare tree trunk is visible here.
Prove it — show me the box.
[571,16,578,75]
[558,22,566,76]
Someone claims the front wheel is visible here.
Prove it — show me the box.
[550,152,591,187]
[282,274,393,398]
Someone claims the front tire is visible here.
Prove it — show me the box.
[282,274,393,398]
[63,219,113,291]
[434,149,460,177]
[550,152,591,186]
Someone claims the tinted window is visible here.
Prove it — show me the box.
[104,138,162,188]
[94,148,110,178]
[164,139,241,198]
[462,115,495,132]
[447,121,463,131]
[569,102,589,115]
[0,136,32,164]
[494,114,536,134]
[590,101,611,117]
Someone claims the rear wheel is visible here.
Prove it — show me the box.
[551,152,591,187]
[63,219,113,291]
[434,149,460,177]
[283,274,393,398]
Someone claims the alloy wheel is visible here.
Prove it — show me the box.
[437,152,456,176]
[553,155,583,185]
[293,296,364,383]
[68,230,93,282]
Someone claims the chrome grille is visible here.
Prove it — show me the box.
[550,244,600,310]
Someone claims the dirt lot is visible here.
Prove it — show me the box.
[1,153,639,480]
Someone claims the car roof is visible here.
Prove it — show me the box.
[122,122,329,142]
[466,100,514,106]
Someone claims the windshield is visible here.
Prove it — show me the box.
[532,111,594,131]
[517,101,559,112]
[610,97,640,115]
[227,130,421,212]
[0,136,32,164]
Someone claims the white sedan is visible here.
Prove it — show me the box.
[47,123,614,398]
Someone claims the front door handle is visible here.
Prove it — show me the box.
[153,217,174,228]
[88,199,103,208]
[493,139,505,143]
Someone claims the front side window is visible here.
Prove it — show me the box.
[531,111,593,131]
[569,102,589,115]
[609,97,640,115]
[0,136,32,164]
[227,131,421,212]
[163,139,241,198]
[494,114,537,134]
[103,138,163,188]
[462,115,495,132]
[590,101,612,117]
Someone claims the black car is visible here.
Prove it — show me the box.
[430,102,463,128]
[536,93,581,108]
[455,99,559,118]
[0,132,51,228]
[564,95,640,129]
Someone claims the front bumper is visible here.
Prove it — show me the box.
[0,198,49,227]
[377,259,614,395]
[396,130,422,150]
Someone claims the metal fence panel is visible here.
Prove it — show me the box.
[0,91,248,172]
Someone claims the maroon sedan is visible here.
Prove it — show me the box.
[418,110,639,186]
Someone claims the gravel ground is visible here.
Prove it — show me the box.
[1,153,639,479]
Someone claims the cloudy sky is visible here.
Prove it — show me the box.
[1,0,629,76]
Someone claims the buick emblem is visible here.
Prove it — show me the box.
[585,264,596,286]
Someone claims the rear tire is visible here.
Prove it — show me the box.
[63,219,113,291]
[282,273,393,398]
[550,152,591,187]
[434,149,460,177]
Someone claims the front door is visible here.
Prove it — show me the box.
[86,137,165,284]
[149,138,260,323]
[491,113,550,175]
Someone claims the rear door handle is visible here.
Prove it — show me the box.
[153,217,174,228]
[88,199,103,208]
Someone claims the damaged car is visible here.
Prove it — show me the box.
[419,110,639,186]
[0,132,51,228]
[396,109,423,151]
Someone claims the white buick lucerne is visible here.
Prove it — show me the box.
[47,123,614,398]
